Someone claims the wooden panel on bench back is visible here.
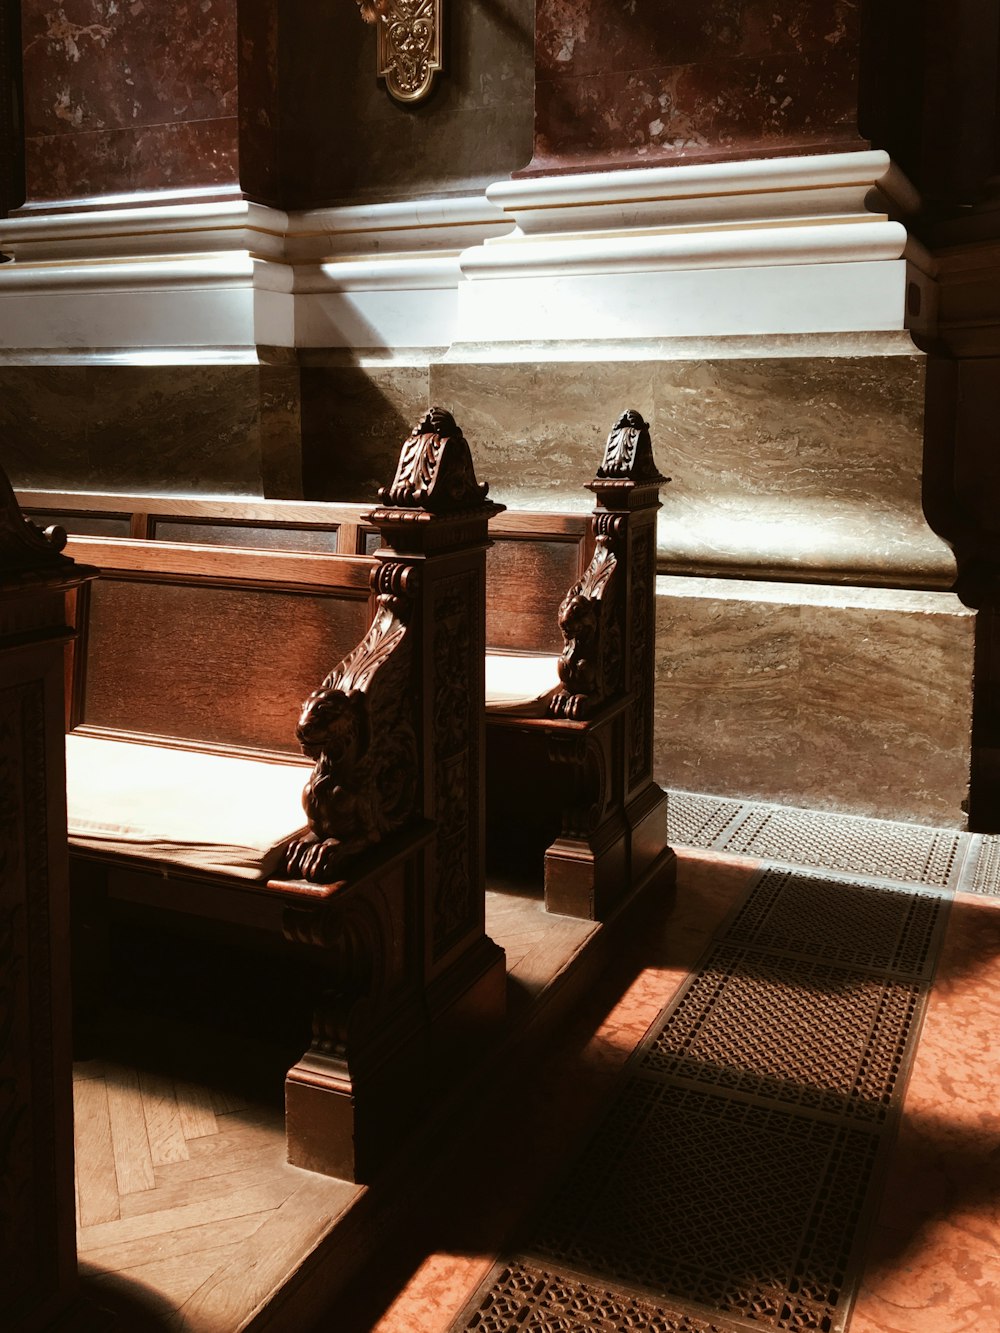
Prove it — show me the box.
[65,537,372,755]
[486,512,590,654]
[23,489,592,655]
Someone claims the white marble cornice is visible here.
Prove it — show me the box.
[0,153,935,355]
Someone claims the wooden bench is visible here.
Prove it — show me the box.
[51,412,509,1182]
[22,407,675,922]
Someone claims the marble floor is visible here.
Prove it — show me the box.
[327,841,1000,1333]
[68,807,1000,1332]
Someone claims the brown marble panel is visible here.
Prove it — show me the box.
[237,0,280,204]
[24,118,239,200]
[21,0,237,137]
[300,363,430,501]
[21,0,238,200]
[653,580,974,827]
[537,1,743,79]
[798,602,974,824]
[0,364,286,495]
[532,46,863,172]
[428,360,655,510]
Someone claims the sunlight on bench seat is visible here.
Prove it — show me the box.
[484,651,560,713]
[65,733,309,879]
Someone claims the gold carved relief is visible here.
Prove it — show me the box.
[359,0,443,104]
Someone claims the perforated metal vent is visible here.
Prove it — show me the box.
[455,862,947,1333]
[667,791,743,849]
[529,1081,880,1330]
[667,789,970,891]
[721,806,965,887]
[724,868,945,977]
[460,1263,741,1333]
[963,836,1000,897]
[640,945,922,1123]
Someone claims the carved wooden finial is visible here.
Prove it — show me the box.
[0,457,72,574]
[378,407,491,514]
[596,410,668,486]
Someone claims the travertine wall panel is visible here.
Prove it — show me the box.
[654,577,974,826]
[429,359,655,510]
[0,362,301,496]
[301,361,429,501]
[430,355,953,586]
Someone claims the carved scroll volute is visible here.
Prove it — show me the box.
[360,0,444,105]
[549,516,625,721]
[287,407,501,884]
[286,561,419,884]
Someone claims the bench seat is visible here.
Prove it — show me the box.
[64,654,559,884]
[483,650,560,713]
[65,733,309,879]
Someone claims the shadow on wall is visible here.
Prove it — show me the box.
[300,359,430,501]
[280,0,534,208]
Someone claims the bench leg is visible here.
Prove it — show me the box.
[543,729,677,920]
[281,865,427,1182]
[543,726,630,920]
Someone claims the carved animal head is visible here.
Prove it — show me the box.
[558,591,599,643]
[296,688,368,766]
[357,1,389,22]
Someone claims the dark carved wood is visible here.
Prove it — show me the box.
[379,407,490,514]
[546,411,672,919]
[20,412,671,926]
[61,410,507,1183]
[0,457,95,1330]
[287,561,419,882]
[488,409,676,922]
[284,408,507,1177]
[550,412,664,722]
[549,516,623,720]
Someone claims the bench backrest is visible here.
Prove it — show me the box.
[62,537,372,756]
[22,490,591,657]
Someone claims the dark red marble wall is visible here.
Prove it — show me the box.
[1,2,25,213]
[20,0,240,202]
[529,0,866,175]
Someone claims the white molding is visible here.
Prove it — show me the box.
[0,152,932,356]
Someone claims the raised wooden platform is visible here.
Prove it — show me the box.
[67,878,652,1331]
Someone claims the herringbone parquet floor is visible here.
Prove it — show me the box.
[73,1059,359,1331]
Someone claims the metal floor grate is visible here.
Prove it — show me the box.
[530,1081,881,1329]
[639,944,923,1124]
[462,1263,744,1333]
[667,789,973,892]
[962,835,1000,897]
[453,867,948,1333]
